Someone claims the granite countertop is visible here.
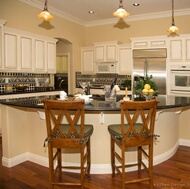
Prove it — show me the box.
[1,94,190,111]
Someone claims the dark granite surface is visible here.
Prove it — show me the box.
[1,94,190,111]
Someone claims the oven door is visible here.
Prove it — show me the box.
[171,70,190,93]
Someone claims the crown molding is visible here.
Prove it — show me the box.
[20,0,190,28]
[19,0,86,26]
[86,9,190,27]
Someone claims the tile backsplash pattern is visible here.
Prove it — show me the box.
[76,72,131,89]
[0,72,50,93]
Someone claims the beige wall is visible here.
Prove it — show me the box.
[85,16,190,45]
[0,0,190,92]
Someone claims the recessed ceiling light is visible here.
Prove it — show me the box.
[89,10,94,14]
[133,3,139,6]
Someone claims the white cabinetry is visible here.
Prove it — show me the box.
[94,41,118,62]
[169,35,190,63]
[0,20,6,69]
[34,39,45,72]
[2,26,57,73]
[118,44,132,74]
[81,47,94,74]
[131,36,167,49]
[20,35,33,71]
[47,42,56,73]
[3,30,18,70]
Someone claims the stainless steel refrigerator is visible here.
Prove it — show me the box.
[132,48,167,94]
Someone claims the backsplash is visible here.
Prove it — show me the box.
[0,72,50,93]
[75,72,131,89]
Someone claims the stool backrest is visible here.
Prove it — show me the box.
[120,99,158,147]
[43,99,85,148]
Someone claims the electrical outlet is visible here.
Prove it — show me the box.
[99,112,104,124]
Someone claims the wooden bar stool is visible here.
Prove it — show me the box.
[43,99,94,189]
[108,99,158,189]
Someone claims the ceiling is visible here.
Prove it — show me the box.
[21,0,190,26]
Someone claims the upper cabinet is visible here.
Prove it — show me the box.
[168,35,190,63]
[94,41,118,62]
[3,29,18,70]
[2,26,57,73]
[81,47,94,74]
[20,35,33,71]
[118,44,132,74]
[131,36,167,49]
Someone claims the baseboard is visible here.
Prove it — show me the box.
[1,140,189,174]
[179,139,190,146]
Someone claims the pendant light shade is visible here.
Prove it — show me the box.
[38,0,53,21]
[113,0,130,19]
[168,0,179,33]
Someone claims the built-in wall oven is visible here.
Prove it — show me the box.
[170,65,190,95]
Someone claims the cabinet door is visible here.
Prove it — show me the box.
[47,42,56,73]
[20,36,33,71]
[105,44,117,61]
[34,39,45,72]
[169,39,183,61]
[185,39,190,62]
[94,44,117,62]
[94,45,104,62]
[0,26,2,69]
[118,45,132,74]
[81,48,94,74]
[4,32,18,70]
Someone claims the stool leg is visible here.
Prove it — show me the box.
[138,146,142,172]
[57,148,62,178]
[48,145,54,189]
[87,138,91,178]
[111,136,115,177]
[81,143,85,189]
[149,144,154,189]
[121,142,126,189]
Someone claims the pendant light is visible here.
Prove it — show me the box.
[38,0,53,21]
[167,0,179,33]
[113,0,130,19]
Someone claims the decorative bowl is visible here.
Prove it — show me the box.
[15,84,28,91]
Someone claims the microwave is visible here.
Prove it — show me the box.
[96,63,117,73]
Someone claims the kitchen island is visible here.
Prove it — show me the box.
[1,94,190,174]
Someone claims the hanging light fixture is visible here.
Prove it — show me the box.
[38,0,53,21]
[167,0,179,33]
[113,0,130,19]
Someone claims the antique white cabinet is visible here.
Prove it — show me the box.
[94,41,118,62]
[2,26,57,73]
[3,29,18,70]
[20,35,33,71]
[169,35,190,63]
[46,41,56,73]
[118,44,132,74]
[81,47,94,74]
[34,38,45,72]
[131,36,167,49]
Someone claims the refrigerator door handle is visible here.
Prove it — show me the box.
[144,59,147,76]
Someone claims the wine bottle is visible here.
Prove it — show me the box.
[110,77,117,91]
